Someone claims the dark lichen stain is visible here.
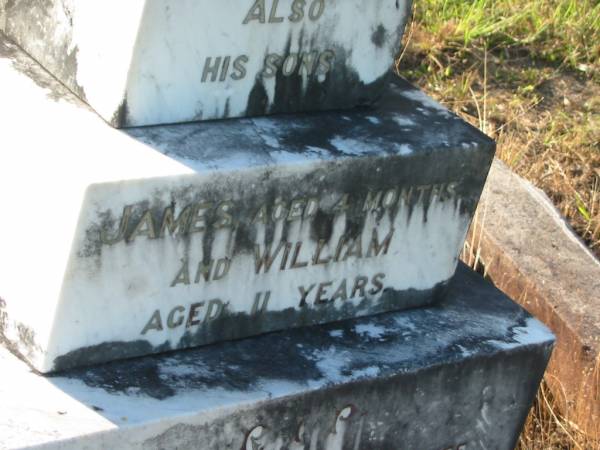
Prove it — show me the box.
[52,340,172,374]
[246,76,269,117]
[16,323,37,353]
[112,99,130,128]
[51,280,447,373]
[0,297,7,334]
[310,208,334,242]
[139,336,551,449]
[63,78,496,372]
[2,0,88,103]
[371,24,387,48]
[246,33,392,118]
[83,79,496,265]
[54,265,553,420]
[0,297,45,370]
[222,98,231,119]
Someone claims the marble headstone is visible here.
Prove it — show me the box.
[0,37,495,373]
[0,0,412,127]
[0,265,555,450]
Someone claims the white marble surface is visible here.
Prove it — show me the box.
[0,267,555,449]
[0,0,412,126]
[0,37,495,373]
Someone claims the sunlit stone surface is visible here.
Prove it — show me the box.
[0,0,412,127]
[0,266,554,450]
[0,37,495,373]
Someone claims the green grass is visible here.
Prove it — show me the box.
[412,0,600,75]
[399,0,600,259]
[400,1,600,446]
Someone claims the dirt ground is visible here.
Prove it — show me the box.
[399,28,600,260]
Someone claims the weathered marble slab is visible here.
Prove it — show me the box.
[0,265,555,450]
[0,36,495,373]
[0,0,412,127]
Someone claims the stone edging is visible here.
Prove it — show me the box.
[466,159,600,438]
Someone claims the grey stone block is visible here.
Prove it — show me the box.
[468,159,600,437]
[0,264,554,449]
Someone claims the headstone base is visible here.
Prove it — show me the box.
[0,264,554,450]
[0,34,495,373]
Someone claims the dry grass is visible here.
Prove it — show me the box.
[402,1,600,447]
[462,222,599,449]
[398,0,600,258]
[516,379,598,449]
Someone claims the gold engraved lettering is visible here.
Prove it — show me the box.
[351,276,368,298]
[215,201,234,229]
[251,291,271,315]
[253,204,268,224]
[204,299,225,322]
[128,210,156,242]
[333,236,348,262]
[141,310,163,335]
[171,259,191,287]
[308,0,325,21]
[282,53,299,76]
[159,205,192,237]
[366,228,394,258]
[263,54,281,78]
[333,193,350,214]
[244,0,324,25]
[363,191,382,211]
[202,56,222,82]
[316,50,335,75]
[305,197,319,219]
[167,306,185,329]
[382,188,399,208]
[186,302,205,328]
[272,198,288,221]
[213,258,231,281]
[369,273,386,295]
[279,242,293,270]
[290,242,309,269]
[203,55,248,82]
[195,260,214,283]
[315,281,333,304]
[268,0,284,23]
[343,237,363,261]
[312,239,331,265]
[416,184,431,202]
[330,279,348,302]
[243,0,266,24]
[100,205,133,245]
[254,241,286,274]
[400,186,414,204]
[219,56,231,82]
[245,426,266,450]
[298,283,316,307]
[231,55,249,80]
[288,0,305,22]
[287,198,306,221]
[299,51,319,75]
[262,51,334,78]
[190,202,212,232]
